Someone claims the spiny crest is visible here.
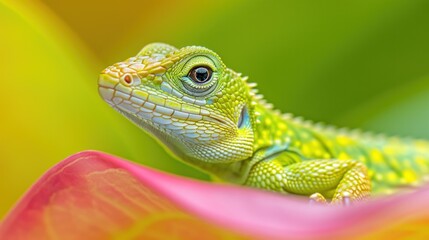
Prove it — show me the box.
[287,114,404,144]
[243,77,409,145]
[265,101,404,144]
[246,82,276,111]
[247,82,257,88]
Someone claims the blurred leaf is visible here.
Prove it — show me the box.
[339,75,429,138]
[189,0,429,125]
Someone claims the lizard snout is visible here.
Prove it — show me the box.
[98,73,119,104]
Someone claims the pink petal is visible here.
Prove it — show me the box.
[1,151,429,239]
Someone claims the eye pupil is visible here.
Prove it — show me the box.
[195,67,208,81]
[190,66,212,83]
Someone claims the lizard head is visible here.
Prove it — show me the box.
[98,43,255,164]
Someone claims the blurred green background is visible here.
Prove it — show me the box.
[1,0,429,218]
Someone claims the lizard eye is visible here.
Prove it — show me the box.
[181,63,217,97]
[188,66,212,83]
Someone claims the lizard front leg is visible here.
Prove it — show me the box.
[245,157,371,204]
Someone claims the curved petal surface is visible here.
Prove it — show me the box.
[1,151,429,239]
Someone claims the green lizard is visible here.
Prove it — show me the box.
[98,43,429,204]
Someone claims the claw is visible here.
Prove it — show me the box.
[341,191,351,206]
[311,191,353,206]
[309,193,327,205]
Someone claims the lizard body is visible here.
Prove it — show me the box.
[98,43,429,203]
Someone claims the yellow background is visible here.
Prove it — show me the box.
[1,0,429,217]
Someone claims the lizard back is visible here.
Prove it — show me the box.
[253,103,429,194]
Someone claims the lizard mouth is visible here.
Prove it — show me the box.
[110,92,229,143]
[98,73,231,126]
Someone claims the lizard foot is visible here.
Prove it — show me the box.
[341,191,351,206]
[309,192,327,205]
[331,191,352,206]
[310,191,353,206]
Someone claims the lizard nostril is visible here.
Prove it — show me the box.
[124,74,132,84]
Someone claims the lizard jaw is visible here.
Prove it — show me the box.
[98,73,232,144]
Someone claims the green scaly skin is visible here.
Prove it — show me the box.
[98,43,429,204]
